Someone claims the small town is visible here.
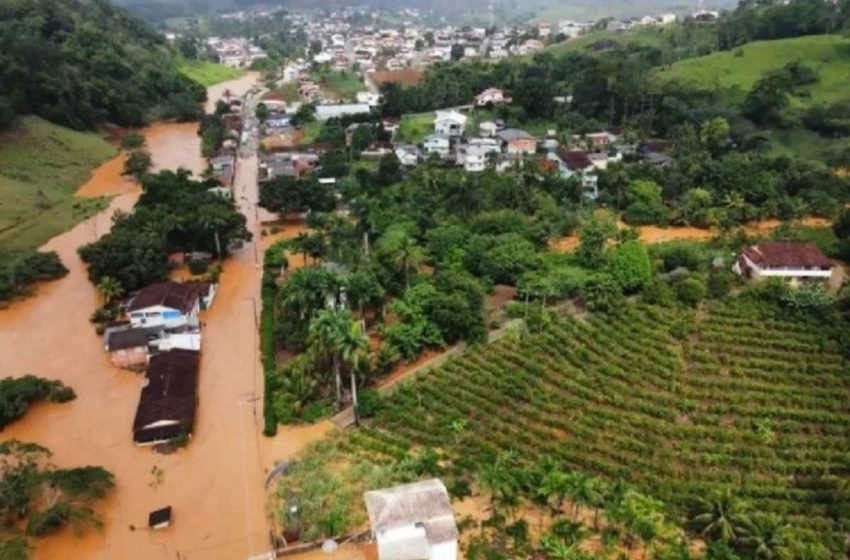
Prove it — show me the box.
[2,1,850,560]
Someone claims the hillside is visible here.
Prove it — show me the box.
[0,117,117,251]
[657,34,850,106]
[0,0,205,130]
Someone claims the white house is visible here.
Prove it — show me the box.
[127,282,215,330]
[733,242,834,285]
[423,135,451,157]
[364,479,458,560]
[356,91,382,106]
[315,103,372,121]
[434,110,467,137]
[395,144,422,166]
[456,145,491,173]
[479,121,498,137]
[548,149,599,200]
[475,87,507,107]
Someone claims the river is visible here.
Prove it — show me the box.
[0,73,327,560]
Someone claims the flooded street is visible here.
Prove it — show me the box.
[0,75,329,559]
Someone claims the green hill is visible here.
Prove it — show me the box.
[0,0,205,130]
[658,34,850,106]
[0,117,117,251]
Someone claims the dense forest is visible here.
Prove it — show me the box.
[0,0,206,130]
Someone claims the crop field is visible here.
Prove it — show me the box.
[0,116,116,251]
[657,35,850,106]
[317,301,850,551]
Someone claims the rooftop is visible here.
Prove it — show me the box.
[742,242,832,269]
[364,479,458,545]
[128,282,202,314]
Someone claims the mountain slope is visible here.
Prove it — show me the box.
[657,34,850,107]
[0,0,205,130]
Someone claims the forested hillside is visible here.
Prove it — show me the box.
[0,0,206,130]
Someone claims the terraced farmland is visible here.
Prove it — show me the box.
[344,302,850,551]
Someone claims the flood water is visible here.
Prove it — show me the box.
[0,74,337,560]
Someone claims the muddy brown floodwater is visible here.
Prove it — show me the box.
[0,74,338,560]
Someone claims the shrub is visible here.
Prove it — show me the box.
[188,259,209,275]
[608,240,652,293]
[641,279,675,306]
[707,269,733,299]
[675,276,706,308]
[358,388,384,418]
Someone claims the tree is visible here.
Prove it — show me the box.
[307,309,368,411]
[675,276,706,308]
[256,102,269,123]
[689,488,751,543]
[734,514,794,560]
[95,276,124,306]
[576,212,617,269]
[478,452,519,522]
[123,150,152,180]
[377,225,427,290]
[607,240,652,293]
[624,180,667,225]
[0,376,75,429]
[450,43,465,61]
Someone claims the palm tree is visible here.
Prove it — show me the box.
[338,315,369,425]
[392,234,426,290]
[689,487,751,543]
[307,308,368,411]
[198,204,230,258]
[735,514,794,560]
[478,452,518,523]
[96,276,124,306]
[308,309,348,406]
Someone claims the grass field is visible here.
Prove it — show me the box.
[397,112,435,143]
[657,34,850,107]
[315,70,365,101]
[285,299,850,552]
[177,58,245,87]
[0,116,117,251]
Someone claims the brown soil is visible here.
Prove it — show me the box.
[367,69,423,87]
[551,217,833,252]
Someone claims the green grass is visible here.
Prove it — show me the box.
[301,121,324,145]
[0,116,117,251]
[315,70,365,101]
[177,58,245,87]
[658,34,850,107]
[397,112,435,144]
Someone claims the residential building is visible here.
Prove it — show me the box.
[395,144,422,166]
[456,145,490,173]
[733,242,834,285]
[475,87,508,106]
[364,479,458,560]
[497,129,538,156]
[479,121,498,137]
[423,135,451,157]
[548,149,599,199]
[434,110,467,137]
[132,349,200,446]
[104,327,160,370]
[128,282,201,330]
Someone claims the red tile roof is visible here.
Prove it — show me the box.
[133,349,200,443]
[128,282,201,314]
[556,149,593,171]
[742,242,832,269]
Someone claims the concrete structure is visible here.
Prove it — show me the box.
[364,479,458,560]
[434,110,467,137]
[423,135,451,157]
